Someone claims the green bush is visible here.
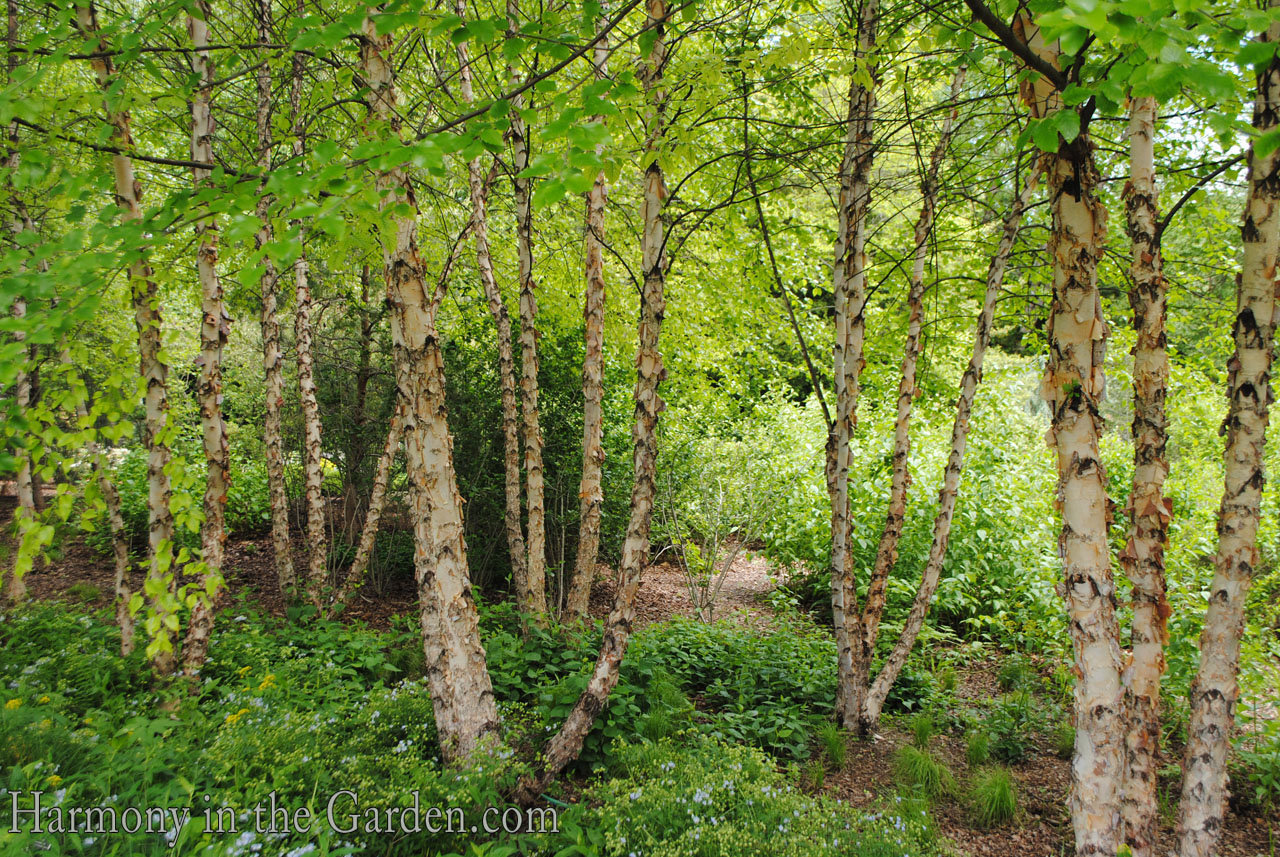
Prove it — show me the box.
[968,766,1018,827]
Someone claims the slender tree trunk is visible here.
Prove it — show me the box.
[182,0,230,677]
[1119,94,1170,857]
[359,11,499,763]
[1178,17,1280,855]
[827,0,879,729]
[864,163,1042,726]
[508,0,548,620]
[515,0,670,801]
[1015,16,1124,856]
[566,4,611,624]
[290,6,327,608]
[253,0,295,599]
[75,1,178,676]
[334,402,403,607]
[850,65,964,736]
[454,0,529,607]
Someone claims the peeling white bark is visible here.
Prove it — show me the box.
[359,11,499,763]
[864,162,1041,728]
[74,1,177,676]
[566,4,611,624]
[182,0,230,678]
[1178,13,1280,854]
[827,0,879,729]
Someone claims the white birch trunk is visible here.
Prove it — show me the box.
[566,4,611,623]
[827,0,879,728]
[515,0,670,800]
[864,163,1042,726]
[1177,13,1280,853]
[1119,93,1171,857]
[74,1,178,676]
[359,12,499,763]
[182,0,230,677]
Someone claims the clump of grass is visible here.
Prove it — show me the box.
[894,744,956,798]
[997,653,1036,692]
[966,729,991,767]
[910,712,936,749]
[969,766,1018,827]
[937,665,958,694]
[1052,721,1075,760]
[805,758,826,790]
[818,721,847,769]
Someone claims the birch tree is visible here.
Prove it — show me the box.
[848,64,964,736]
[827,0,879,730]
[74,1,179,676]
[1178,14,1280,854]
[358,8,500,763]
[455,0,530,611]
[1119,92,1170,857]
[565,2,612,624]
[253,0,296,598]
[516,0,671,799]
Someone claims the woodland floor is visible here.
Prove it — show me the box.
[6,499,1279,857]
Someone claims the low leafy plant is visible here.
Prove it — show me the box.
[893,744,956,799]
[997,653,1037,692]
[986,690,1038,763]
[969,766,1018,827]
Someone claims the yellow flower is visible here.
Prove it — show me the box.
[37,695,50,704]
[39,719,51,730]
[224,707,251,725]
[46,775,62,787]
[4,699,20,710]
[237,665,252,677]
[257,674,276,691]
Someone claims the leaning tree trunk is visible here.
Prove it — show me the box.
[182,0,230,677]
[333,402,403,607]
[454,0,529,608]
[290,5,328,609]
[1178,16,1280,856]
[827,0,879,729]
[359,12,499,764]
[514,0,670,802]
[565,3,611,623]
[864,161,1042,727]
[1119,93,1171,857]
[75,1,178,676]
[253,0,295,598]
[508,0,548,619]
[1015,16,1124,857]
[850,65,964,736]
